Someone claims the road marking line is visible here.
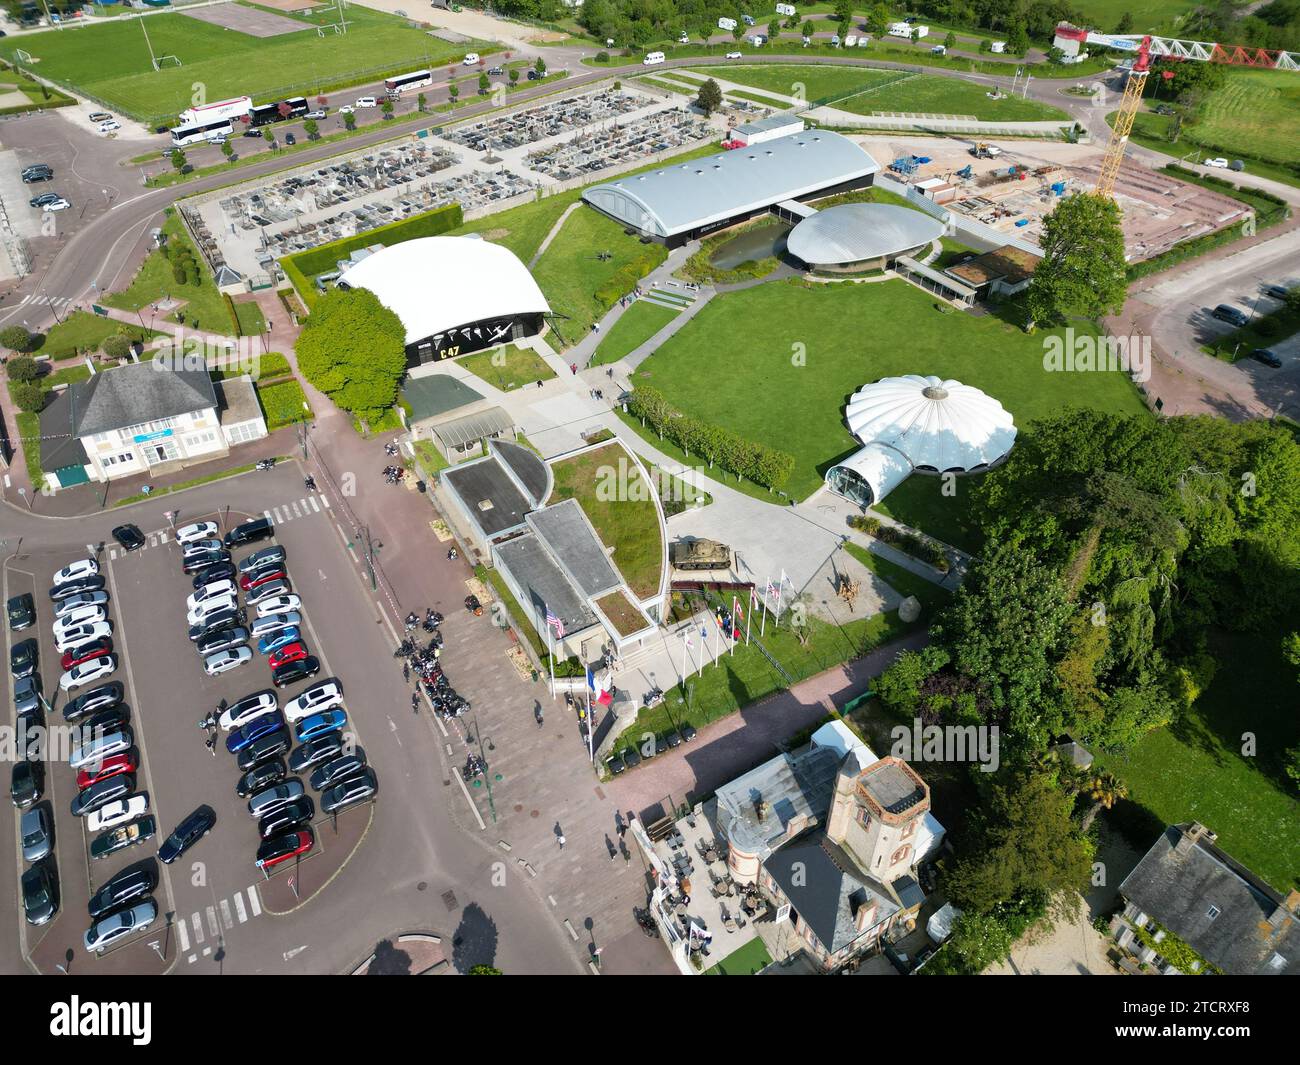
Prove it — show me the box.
[205,906,219,937]
[319,494,330,509]
[291,501,302,518]
[234,892,247,923]
[191,912,204,945]
[187,954,197,964]
[202,946,211,957]
[219,899,233,930]
[308,496,320,513]
[263,509,273,523]
[247,886,262,917]
[177,917,190,952]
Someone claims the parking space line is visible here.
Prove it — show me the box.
[191,912,204,945]
[177,917,190,953]
[247,886,262,917]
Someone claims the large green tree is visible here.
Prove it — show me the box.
[294,288,406,423]
[1025,193,1128,325]
[695,78,723,116]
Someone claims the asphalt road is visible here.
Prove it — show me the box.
[1,467,582,975]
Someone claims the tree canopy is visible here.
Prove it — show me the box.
[1026,193,1128,325]
[294,287,406,423]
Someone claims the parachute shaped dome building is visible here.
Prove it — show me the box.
[825,375,1017,508]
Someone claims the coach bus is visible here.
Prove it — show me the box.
[177,95,252,127]
[248,96,310,127]
[170,117,234,147]
[383,69,432,95]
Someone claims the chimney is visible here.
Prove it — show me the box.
[1175,822,1213,854]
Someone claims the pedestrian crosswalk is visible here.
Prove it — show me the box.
[14,293,74,309]
[265,493,329,526]
[176,884,264,963]
[104,529,170,561]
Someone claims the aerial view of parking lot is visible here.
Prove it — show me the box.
[0,0,1296,1024]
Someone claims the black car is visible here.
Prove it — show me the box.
[29,191,60,208]
[192,561,237,588]
[17,711,44,761]
[10,637,38,678]
[526,68,542,80]
[1263,283,1292,301]
[309,754,366,792]
[606,754,625,775]
[70,774,136,818]
[158,806,215,865]
[88,866,157,919]
[1250,348,1282,368]
[187,607,245,642]
[663,730,683,749]
[111,524,146,551]
[90,815,156,861]
[196,626,250,657]
[6,592,35,631]
[242,128,263,138]
[236,757,286,798]
[15,673,42,716]
[21,864,58,926]
[10,759,44,808]
[1210,304,1249,327]
[63,681,123,722]
[680,724,697,742]
[21,164,53,183]
[487,66,504,75]
[284,132,296,146]
[182,549,232,575]
[321,768,377,814]
[621,745,642,768]
[236,727,291,772]
[258,796,313,840]
[287,734,343,774]
[82,705,130,736]
[271,655,320,688]
[49,575,105,601]
[238,546,286,573]
[224,517,274,549]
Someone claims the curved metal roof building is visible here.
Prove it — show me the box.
[826,375,1017,508]
[581,131,879,245]
[786,203,945,266]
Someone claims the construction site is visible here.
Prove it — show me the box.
[857,133,1250,260]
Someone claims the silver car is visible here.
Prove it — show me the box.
[204,645,252,676]
[20,807,52,862]
[84,897,157,953]
[247,778,305,818]
[70,727,133,769]
[53,590,109,619]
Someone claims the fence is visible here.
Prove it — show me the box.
[807,107,1078,136]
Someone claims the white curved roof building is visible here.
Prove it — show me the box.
[826,375,1017,507]
[787,203,945,267]
[339,236,550,366]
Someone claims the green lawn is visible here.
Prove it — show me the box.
[1190,69,1300,167]
[15,410,42,484]
[631,279,1147,548]
[256,379,312,431]
[36,312,159,359]
[532,207,668,347]
[845,542,950,617]
[704,936,773,975]
[548,442,664,599]
[590,300,680,367]
[1097,625,1300,892]
[233,300,267,338]
[688,65,1068,120]
[458,345,555,392]
[1068,0,1199,32]
[0,6,480,124]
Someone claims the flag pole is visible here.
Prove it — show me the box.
[746,590,753,645]
[586,681,594,763]
[681,631,690,684]
[760,575,769,638]
[774,569,786,629]
[548,624,555,698]
[730,596,737,657]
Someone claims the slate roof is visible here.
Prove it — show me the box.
[529,498,620,598]
[38,389,89,473]
[1120,824,1300,975]
[403,374,484,423]
[494,532,598,636]
[69,361,218,438]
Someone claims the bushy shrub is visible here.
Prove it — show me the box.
[101,334,132,361]
[0,326,35,353]
[849,514,881,535]
[11,380,47,413]
[5,355,39,382]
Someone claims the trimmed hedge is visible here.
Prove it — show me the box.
[627,384,794,491]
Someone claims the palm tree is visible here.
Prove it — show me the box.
[1081,771,1127,832]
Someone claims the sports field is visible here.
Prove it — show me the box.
[0,4,478,123]
[629,279,1146,546]
[688,65,1068,120]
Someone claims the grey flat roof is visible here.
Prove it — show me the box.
[443,457,532,537]
[787,202,944,265]
[495,532,598,635]
[716,746,841,857]
[736,113,805,136]
[432,406,514,450]
[215,376,262,425]
[495,439,549,505]
[582,131,879,239]
[861,762,926,815]
[528,498,620,597]
[404,374,484,423]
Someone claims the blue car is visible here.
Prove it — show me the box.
[295,709,347,742]
[257,627,300,656]
[227,711,286,754]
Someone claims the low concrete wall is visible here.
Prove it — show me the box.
[807,108,1079,138]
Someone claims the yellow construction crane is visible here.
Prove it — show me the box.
[1095,35,1152,199]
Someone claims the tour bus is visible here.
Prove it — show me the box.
[248,96,309,127]
[384,69,433,95]
[171,117,234,147]
[642,51,666,65]
[177,95,252,127]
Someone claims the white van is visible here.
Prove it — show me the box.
[718,16,737,30]
[462,52,480,66]
[643,51,666,65]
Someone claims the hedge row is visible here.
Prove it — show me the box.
[283,202,464,284]
[627,384,794,491]
[592,244,668,309]
[849,514,950,572]
[1163,164,1288,208]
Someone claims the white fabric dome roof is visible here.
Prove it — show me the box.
[844,375,1016,473]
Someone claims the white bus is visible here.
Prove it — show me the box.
[642,51,665,65]
[177,95,252,127]
[384,69,432,95]
[170,117,234,147]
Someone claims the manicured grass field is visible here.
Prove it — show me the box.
[37,312,159,359]
[256,379,312,431]
[548,442,663,599]
[1097,624,1300,892]
[590,300,680,367]
[631,279,1147,547]
[458,345,555,392]
[1068,0,1198,32]
[704,937,773,975]
[688,65,1068,120]
[1190,70,1300,167]
[0,6,475,123]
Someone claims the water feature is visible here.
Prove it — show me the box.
[709,220,791,270]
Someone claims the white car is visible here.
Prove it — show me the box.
[355,96,377,108]
[218,691,279,732]
[54,590,109,619]
[256,594,301,618]
[337,104,355,115]
[87,795,148,833]
[84,899,157,953]
[97,119,121,133]
[60,655,117,692]
[304,108,327,120]
[1204,157,1229,168]
[187,594,239,625]
[175,521,219,545]
[462,52,480,65]
[726,51,743,59]
[181,538,224,558]
[187,580,237,609]
[53,558,99,586]
[284,679,343,723]
[54,621,112,654]
[53,606,109,639]
[204,646,253,676]
[44,197,72,212]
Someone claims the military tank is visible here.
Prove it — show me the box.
[670,538,732,571]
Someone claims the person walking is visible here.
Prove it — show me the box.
[570,362,577,375]
[557,834,566,849]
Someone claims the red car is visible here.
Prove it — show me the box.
[268,642,308,669]
[76,750,138,790]
[256,828,314,871]
[61,637,113,671]
[240,568,286,592]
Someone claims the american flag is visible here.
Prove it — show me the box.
[766,579,778,604]
[545,609,565,638]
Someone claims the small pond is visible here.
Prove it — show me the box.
[709,221,791,270]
